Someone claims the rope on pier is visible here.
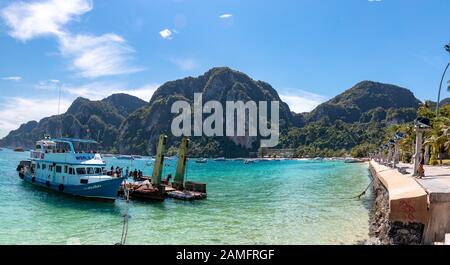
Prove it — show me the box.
[351,179,374,200]
[117,185,130,245]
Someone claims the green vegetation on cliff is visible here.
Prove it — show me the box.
[0,68,428,157]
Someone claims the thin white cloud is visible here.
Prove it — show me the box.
[368,0,382,2]
[62,82,159,101]
[279,90,326,113]
[122,85,158,101]
[170,57,199,71]
[2,76,22,81]
[0,0,140,78]
[159,29,173,40]
[0,0,92,41]
[219,14,233,19]
[0,97,71,138]
[58,33,142,78]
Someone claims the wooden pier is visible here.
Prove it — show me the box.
[118,135,207,202]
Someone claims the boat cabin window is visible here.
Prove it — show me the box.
[56,166,62,173]
[49,165,54,171]
[64,166,68,173]
[42,164,46,170]
[35,144,42,150]
[95,168,102,174]
[44,145,56,153]
[76,168,86,175]
[69,167,74,175]
[87,167,94,175]
[55,142,72,153]
[37,163,41,169]
[72,141,97,154]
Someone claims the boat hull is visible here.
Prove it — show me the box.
[21,174,125,201]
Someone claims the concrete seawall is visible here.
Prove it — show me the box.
[369,160,450,244]
[368,161,427,244]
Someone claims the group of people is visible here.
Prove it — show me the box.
[110,166,144,180]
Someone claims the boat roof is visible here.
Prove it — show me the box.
[36,140,56,145]
[52,138,98,144]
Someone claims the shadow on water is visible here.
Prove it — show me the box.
[19,181,122,215]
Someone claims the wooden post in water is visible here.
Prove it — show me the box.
[173,137,190,190]
[152,134,167,187]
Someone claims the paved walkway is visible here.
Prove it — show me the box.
[397,162,450,202]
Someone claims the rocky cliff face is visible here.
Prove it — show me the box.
[117,67,294,156]
[279,81,422,156]
[306,81,421,124]
[0,94,147,151]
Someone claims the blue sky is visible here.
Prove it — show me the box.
[0,0,449,137]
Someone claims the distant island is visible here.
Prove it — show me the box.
[0,67,444,158]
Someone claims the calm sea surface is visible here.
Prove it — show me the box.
[0,149,371,245]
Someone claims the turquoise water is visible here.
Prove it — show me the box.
[0,149,371,245]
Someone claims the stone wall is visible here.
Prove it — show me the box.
[366,171,424,245]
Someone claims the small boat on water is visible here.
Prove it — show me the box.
[116,155,134,160]
[120,180,165,201]
[17,138,125,201]
[131,155,143,160]
[195,158,208,164]
[166,155,177,160]
[214,157,226,162]
[14,147,25,152]
[244,159,255,164]
[344,158,364,163]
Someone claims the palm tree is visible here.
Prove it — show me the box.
[424,116,450,165]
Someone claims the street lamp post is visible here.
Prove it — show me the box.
[435,43,450,117]
[387,139,395,167]
[413,118,430,176]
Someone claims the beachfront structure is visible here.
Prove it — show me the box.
[413,118,431,175]
[393,131,405,168]
[256,148,295,158]
[387,139,395,167]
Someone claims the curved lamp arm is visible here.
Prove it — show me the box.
[436,62,450,116]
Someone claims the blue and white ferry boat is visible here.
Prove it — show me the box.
[17,137,125,201]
